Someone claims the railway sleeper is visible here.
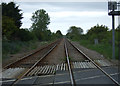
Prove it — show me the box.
[2,60,114,78]
[2,68,26,78]
[26,59,113,76]
[94,60,114,67]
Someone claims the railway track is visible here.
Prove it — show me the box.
[2,38,62,85]
[2,38,119,86]
[3,39,61,69]
[65,39,119,86]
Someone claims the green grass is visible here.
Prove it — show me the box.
[2,40,51,60]
[77,39,118,59]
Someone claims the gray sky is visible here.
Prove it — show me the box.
[2,1,119,35]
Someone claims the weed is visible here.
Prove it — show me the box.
[2,40,50,60]
[78,39,118,59]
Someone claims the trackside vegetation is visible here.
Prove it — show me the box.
[2,2,119,60]
[2,2,63,60]
[66,24,120,59]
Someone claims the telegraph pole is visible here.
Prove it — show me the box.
[112,5,115,59]
[108,1,120,59]
[118,1,120,60]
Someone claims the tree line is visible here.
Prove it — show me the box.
[66,24,120,45]
[2,2,119,44]
[2,2,63,42]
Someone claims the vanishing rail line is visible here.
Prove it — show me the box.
[2,39,61,86]
[66,39,120,86]
[10,39,62,86]
[3,39,61,69]
[64,39,76,86]
[2,38,119,86]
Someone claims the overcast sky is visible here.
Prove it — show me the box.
[2,1,120,35]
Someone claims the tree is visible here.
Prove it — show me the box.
[87,24,109,43]
[68,26,83,35]
[42,30,52,41]
[2,2,23,40]
[31,9,50,40]
[56,30,63,38]
[2,2,23,28]
[2,16,18,40]
[15,29,35,41]
[66,26,83,40]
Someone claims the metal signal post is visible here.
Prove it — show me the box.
[108,1,120,59]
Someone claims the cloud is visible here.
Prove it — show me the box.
[5,2,118,35]
[49,11,107,18]
[23,12,32,18]
[2,0,117,2]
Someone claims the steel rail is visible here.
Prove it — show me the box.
[10,41,60,86]
[67,39,120,86]
[3,39,60,69]
[64,40,76,86]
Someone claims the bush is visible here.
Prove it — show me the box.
[78,39,118,59]
[2,40,39,59]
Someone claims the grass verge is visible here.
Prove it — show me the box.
[76,39,118,59]
[2,40,51,60]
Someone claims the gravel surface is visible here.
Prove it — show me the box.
[66,41,87,62]
[39,39,66,65]
[71,41,106,60]
[14,41,59,68]
[3,38,117,68]
[2,41,55,68]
